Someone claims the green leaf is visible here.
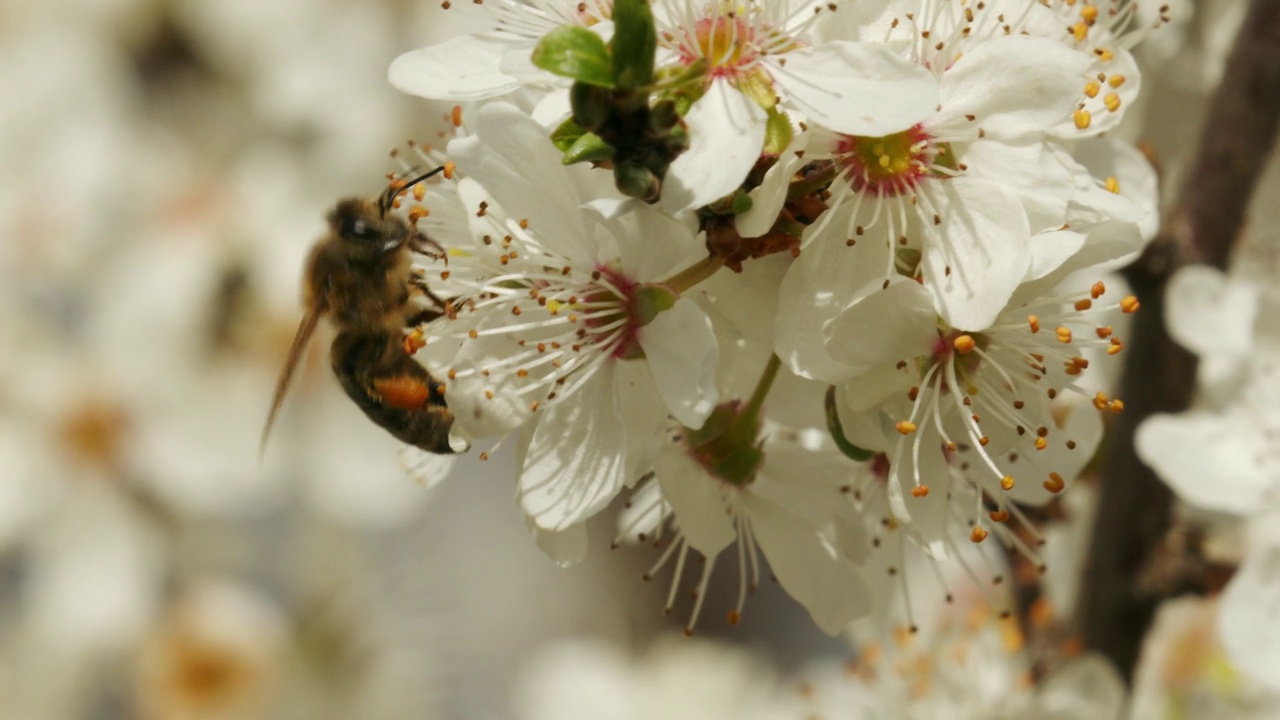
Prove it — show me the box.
[550,117,587,153]
[532,26,614,87]
[562,131,615,165]
[612,0,656,91]
[825,386,875,462]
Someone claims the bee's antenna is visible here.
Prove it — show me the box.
[378,165,448,217]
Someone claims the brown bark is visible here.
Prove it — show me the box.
[1077,0,1280,683]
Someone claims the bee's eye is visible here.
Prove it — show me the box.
[341,215,380,241]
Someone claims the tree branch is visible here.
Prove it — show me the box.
[1077,0,1280,683]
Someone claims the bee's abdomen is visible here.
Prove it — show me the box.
[329,331,458,454]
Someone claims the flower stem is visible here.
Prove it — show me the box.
[662,255,725,293]
[740,353,782,422]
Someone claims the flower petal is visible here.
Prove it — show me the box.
[661,79,766,213]
[1136,411,1270,515]
[921,177,1032,330]
[824,278,938,374]
[389,35,523,101]
[639,298,719,429]
[1220,543,1280,692]
[656,446,736,556]
[743,493,871,633]
[448,102,592,261]
[519,364,628,530]
[766,41,937,136]
[933,36,1091,139]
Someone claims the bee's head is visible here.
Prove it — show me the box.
[328,199,408,260]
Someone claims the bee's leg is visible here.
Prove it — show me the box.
[330,331,458,454]
[409,233,447,263]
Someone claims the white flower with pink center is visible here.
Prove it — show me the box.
[653,0,938,211]
[419,103,720,533]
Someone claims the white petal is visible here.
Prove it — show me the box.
[448,103,592,261]
[1165,265,1257,362]
[661,79,766,213]
[1220,545,1280,692]
[1033,655,1126,720]
[586,199,702,282]
[388,35,523,101]
[525,516,590,567]
[737,131,809,238]
[934,36,1091,139]
[1070,136,1159,240]
[743,493,871,633]
[519,365,628,530]
[1136,411,1270,515]
[824,279,938,373]
[766,41,937,136]
[655,447,736,556]
[922,178,1032,330]
[639,298,719,428]
[959,140,1071,233]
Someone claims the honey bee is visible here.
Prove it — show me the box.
[260,167,464,456]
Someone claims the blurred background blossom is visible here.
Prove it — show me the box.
[1,0,1278,718]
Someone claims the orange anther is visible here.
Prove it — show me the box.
[954,335,977,354]
[1120,296,1140,313]
[970,526,989,543]
[911,485,930,498]
[989,510,1010,523]
[896,420,918,435]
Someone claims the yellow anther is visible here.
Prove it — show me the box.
[1105,176,1120,193]
[443,160,456,179]
[1034,437,1048,451]
[1120,295,1140,313]
[1072,21,1089,41]
[1081,4,1099,22]
[1103,92,1121,112]
[1108,74,1126,88]
[970,526,989,543]
[1001,476,1015,491]
[1028,315,1041,333]
[896,420,918,435]
[1097,48,1114,61]
[1109,399,1125,413]
[1055,326,1073,343]
[1084,80,1101,98]
[954,334,977,354]
[1093,392,1109,410]
[1074,108,1092,130]
[1044,473,1065,493]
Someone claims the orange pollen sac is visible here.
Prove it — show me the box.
[727,609,742,625]
[443,161,457,179]
[953,334,977,354]
[1055,327,1073,343]
[1091,281,1106,299]
[1121,295,1140,313]
[1096,325,1114,338]
[970,526,990,543]
[1001,476,1016,491]
[1028,315,1041,333]
[1093,392,1110,410]
[1034,437,1048,451]
[1107,338,1124,354]
[413,183,426,201]
[1109,399,1125,413]
[1043,473,1066,493]
[911,485,930,498]
[989,509,1011,522]
[450,106,463,127]
[1074,298,1093,311]
[407,205,430,223]
[402,329,427,355]
[1081,4,1099,21]
[896,420,918,435]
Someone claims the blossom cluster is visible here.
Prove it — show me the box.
[388,0,1160,635]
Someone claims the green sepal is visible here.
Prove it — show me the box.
[634,283,678,326]
[825,386,875,461]
[730,190,754,215]
[763,106,794,156]
[532,26,614,87]
[562,131,615,165]
[712,446,764,487]
[550,117,587,153]
[611,0,656,91]
[615,162,660,201]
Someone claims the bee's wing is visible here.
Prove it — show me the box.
[396,445,458,489]
[259,299,325,459]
